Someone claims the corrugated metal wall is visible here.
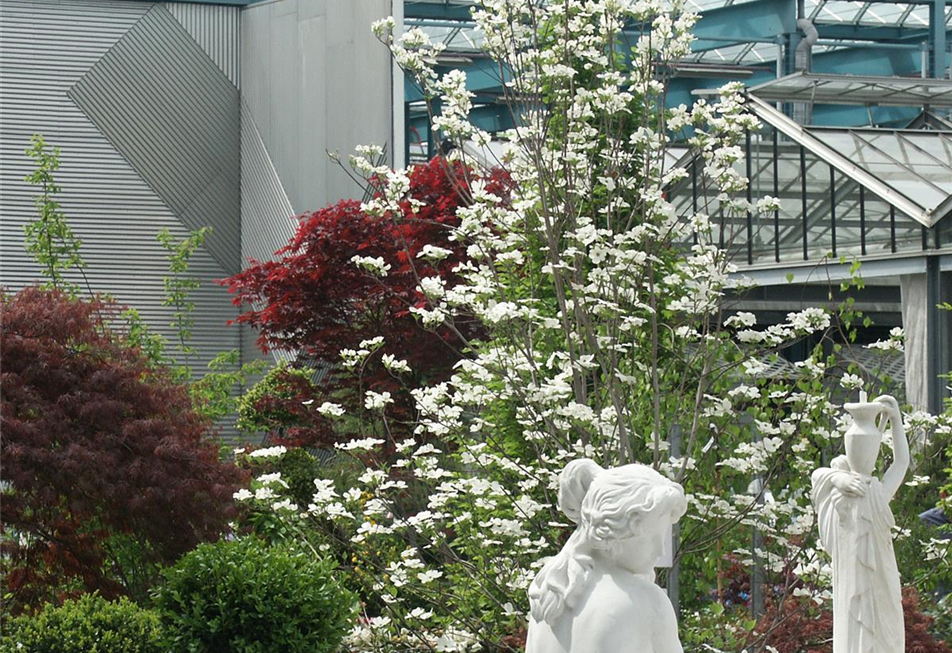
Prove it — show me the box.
[240,100,296,267]
[163,2,240,88]
[1,0,396,444]
[68,5,241,275]
[239,100,297,367]
[0,0,245,440]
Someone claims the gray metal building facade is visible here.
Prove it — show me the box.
[0,0,395,440]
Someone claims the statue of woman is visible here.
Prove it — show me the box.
[526,459,687,653]
[811,394,909,653]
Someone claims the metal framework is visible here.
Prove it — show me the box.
[404,0,952,423]
[406,0,952,134]
[667,98,952,268]
[747,71,952,105]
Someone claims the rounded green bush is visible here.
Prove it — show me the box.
[0,594,164,653]
[154,537,356,653]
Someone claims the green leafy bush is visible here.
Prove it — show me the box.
[236,363,323,445]
[154,537,355,653]
[0,594,163,653]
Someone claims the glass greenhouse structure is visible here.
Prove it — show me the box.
[403,0,952,414]
[669,86,952,266]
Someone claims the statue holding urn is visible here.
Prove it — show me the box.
[811,392,909,653]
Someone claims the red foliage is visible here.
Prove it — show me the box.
[756,588,951,653]
[0,287,245,612]
[243,366,330,447]
[903,588,952,653]
[499,626,528,652]
[224,158,509,447]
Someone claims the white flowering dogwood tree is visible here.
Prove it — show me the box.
[234,1,951,650]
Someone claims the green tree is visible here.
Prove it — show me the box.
[23,135,88,295]
[155,227,267,424]
[156,226,210,373]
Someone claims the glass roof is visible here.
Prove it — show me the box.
[666,146,691,171]
[806,0,942,28]
[745,94,952,227]
[665,96,952,269]
[413,24,485,51]
[684,42,849,66]
[808,128,952,217]
[409,0,952,68]
[748,73,952,107]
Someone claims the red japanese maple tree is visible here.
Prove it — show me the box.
[224,157,508,447]
[0,287,245,612]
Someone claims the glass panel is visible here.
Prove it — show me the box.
[860,2,909,24]
[809,131,952,212]
[667,129,942,267]
[821,1,866,23]
[737,42,779,65]
[938,215,952,248]
[897,4,929,27]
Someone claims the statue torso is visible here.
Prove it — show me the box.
[526,569,680,653]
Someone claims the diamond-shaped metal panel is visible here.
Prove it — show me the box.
[68,5,240,274]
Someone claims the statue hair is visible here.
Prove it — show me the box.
[528,459,687,625]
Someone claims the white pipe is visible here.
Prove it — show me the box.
[796,18,818,71]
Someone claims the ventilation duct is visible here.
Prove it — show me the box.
[793,19,819,125]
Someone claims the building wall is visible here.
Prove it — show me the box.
[1,0,396,442]
[0,0,241,373]
[240,0,393,220]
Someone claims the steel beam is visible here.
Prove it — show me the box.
[408,102,512,138]
[404,56,503,103]
[812,45,920,76]
[690,0,797,52]
[404,1,473,20]
[926,255,943,413]
[815,23,928,43]
[930,0,948,77]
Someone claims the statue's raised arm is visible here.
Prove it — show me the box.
[876,394,909,501]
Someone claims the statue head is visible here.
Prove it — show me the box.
[528,459,687,624]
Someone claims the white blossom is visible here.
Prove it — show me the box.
[248,446,286,459]
[364,390,394,411]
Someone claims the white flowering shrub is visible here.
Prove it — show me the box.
[233,1,950,650]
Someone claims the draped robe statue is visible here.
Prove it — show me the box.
[811,395,908,653]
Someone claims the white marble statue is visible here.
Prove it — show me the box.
[811,393,909,653]
[526,459,687,653]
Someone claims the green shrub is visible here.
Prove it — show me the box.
[236,363,317,436]
[0,594,163,653]
[272,447,326,507]
[154,537,356,653]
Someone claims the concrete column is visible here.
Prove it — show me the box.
[666,425,681,615]
[392,0,406,170]
[901,273,930,411]
[930,0,947,78]
[901,265,950,414]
